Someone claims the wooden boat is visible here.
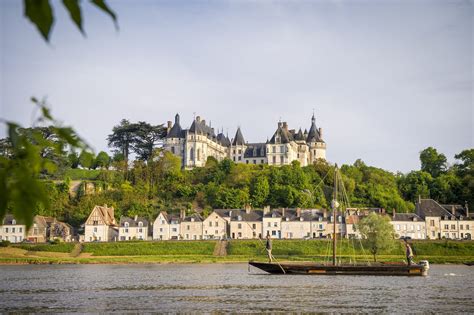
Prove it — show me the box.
[463,261,474,266]
[249,261,429,276]
[249,165,430,277]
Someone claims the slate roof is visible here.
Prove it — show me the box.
[216,133,231,147]
[182,213,204,222]
[269,123,294,144]
[189,119,216,138]
[214,209,263,221]
[416,199,454,218]
[294,128,305,141]
[232,127,245,146]
[306,114,323,143]
[2,214,22,225]
[244,143,267,158]
[441,204,472,219]
[391,213,423,222]
[119,216,149,227]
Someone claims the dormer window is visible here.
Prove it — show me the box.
[338,216,342,222]
[237,215,242,221]
[138,222,143,227]
[300,217,304,222]
[11,219,16,225]
[285,217,289,221]
[318,217,323,222]
[124,222,129,228]
[444,216,448,220]
[191,218,195,222]
[272,213,277,218]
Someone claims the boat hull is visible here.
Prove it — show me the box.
[249,261,429,276]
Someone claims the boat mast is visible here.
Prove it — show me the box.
[332,164,338,266]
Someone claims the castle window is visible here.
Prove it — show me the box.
[238,156,242,161]
[246,160,249,164]
[190,148,194,161]
[238,149,242,154]
[280,156,284,164]
[280,146,284,152]
[233,149,236,154]
[197,149,201,161]
[253,160,256,164]
[272,147,276,153]
[261,159,264,164]
[171,147,175,154]
[233,157,236,161]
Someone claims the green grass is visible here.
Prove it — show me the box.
[64,169,102,180]
[15,243,75,253]
[82,241,217,256]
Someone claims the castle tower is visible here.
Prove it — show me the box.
[231,127,246,163]
[306,113,326,163]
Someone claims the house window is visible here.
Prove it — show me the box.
[267,222,271,227]
[12,228,15,233]
[253,160,256,164]
[273,222,278,227]
[161,220,165,224]
[187,225,190,230]
[238,232,242,237]
[172,228,177,232]
[19,227,22,233]
[215,221,219,227]
[272,231,276,236]
[238,224,242,229]
[124,228,129,233]
[138,228,143,233]
[93,220,98,225]
[215,230,218,234]
[280,156,284,164]
[451,225,456,229]
[467,225,470,230]
[261,159,264,164]
[396,225,400,231]
[94,227,97,232]
[417,225,421,231]
[430,220,435,227]
[444,224,449,229]
[252,224,256,229]
[460,225,464,230]
[238,156,242,161]
[209,222,213,227]
[272,156,276,164]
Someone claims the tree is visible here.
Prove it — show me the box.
[250,176,269,207]
[420,147,447,177]
[94,151,110,169]
[357,212,395,262]
[398,171,432,202]
[68,151,79,168]
[78,151,94,169]
[131,122,166,161]
[107,119,137,162]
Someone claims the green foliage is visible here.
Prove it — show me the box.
[83,241,216,256]
[420,147,447,177]
[357,212,396,261]
[94,151,110,169]
[78,151,95,169]
[23,0,117,42]
[0,240,11,247]
[64,168,102,180]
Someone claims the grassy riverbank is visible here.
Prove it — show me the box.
[1,240,473,265]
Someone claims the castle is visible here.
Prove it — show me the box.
[164,113,326,169]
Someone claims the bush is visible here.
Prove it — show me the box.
[17,243,75,253]
[0,240,11,247]
[49,238,60,245]
[83,241,217,256]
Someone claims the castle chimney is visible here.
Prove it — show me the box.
[202,120,206,125]
[277,122,282,128]
[318,127,323,138]
[296,208,301,217]
[167,121,172,133]
[263,205,270,215]
[180,209,186,220]
[196,116,201,122]
[283,122,288,130]
[245,204,251,214]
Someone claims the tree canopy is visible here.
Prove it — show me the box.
[357,212,396,262]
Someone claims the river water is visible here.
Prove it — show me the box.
[0,264,473,313]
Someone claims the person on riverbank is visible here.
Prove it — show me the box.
[266,234,273,263]
[405,240,415,266]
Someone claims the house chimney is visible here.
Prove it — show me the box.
[381,208,385,215]
[134,215,138,221]
[281,208,286,217]
[465,201,469,217]
[323,209,328,218]
[180,209,186,220]
[451,206,456,216]
[167,121,172,132]
[245,204,251,214]
[263,205,270,215]
[392,208,396,219]
[318,127,323,138]
[296,208,301,217]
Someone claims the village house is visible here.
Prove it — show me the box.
[119,216,149,241]
[263,207,282,238]
[0,214,26,243]
[180,213,204,240]
[390,211,426,240]
[227,207,263,239]
[202,210,228,239]
[280,209,312,239]
[27,216,74,243]
[416,198,473,240]
[84,205,118,242]
[153,211,181,240]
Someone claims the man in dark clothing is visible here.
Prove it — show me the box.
[405,240,415,266]
[266,234,273,263]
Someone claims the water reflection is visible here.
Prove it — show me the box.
[0,264,473,313]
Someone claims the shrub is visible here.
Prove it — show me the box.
[0,240,11,247]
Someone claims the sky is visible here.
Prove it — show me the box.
[0,0,472,173]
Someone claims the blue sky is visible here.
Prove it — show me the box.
[0,0,472,172]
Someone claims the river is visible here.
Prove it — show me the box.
[0,264,473,313]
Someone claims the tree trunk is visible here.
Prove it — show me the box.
[373,253,377,262]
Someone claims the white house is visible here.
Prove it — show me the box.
[0,214,26,243]
[84,205,118,242]
[119,216,149,241]
[153,211,181,240]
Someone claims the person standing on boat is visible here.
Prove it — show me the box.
[405,240,415,265]
[266,234,273,263]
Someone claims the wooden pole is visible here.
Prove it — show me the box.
[333,164,338,266]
